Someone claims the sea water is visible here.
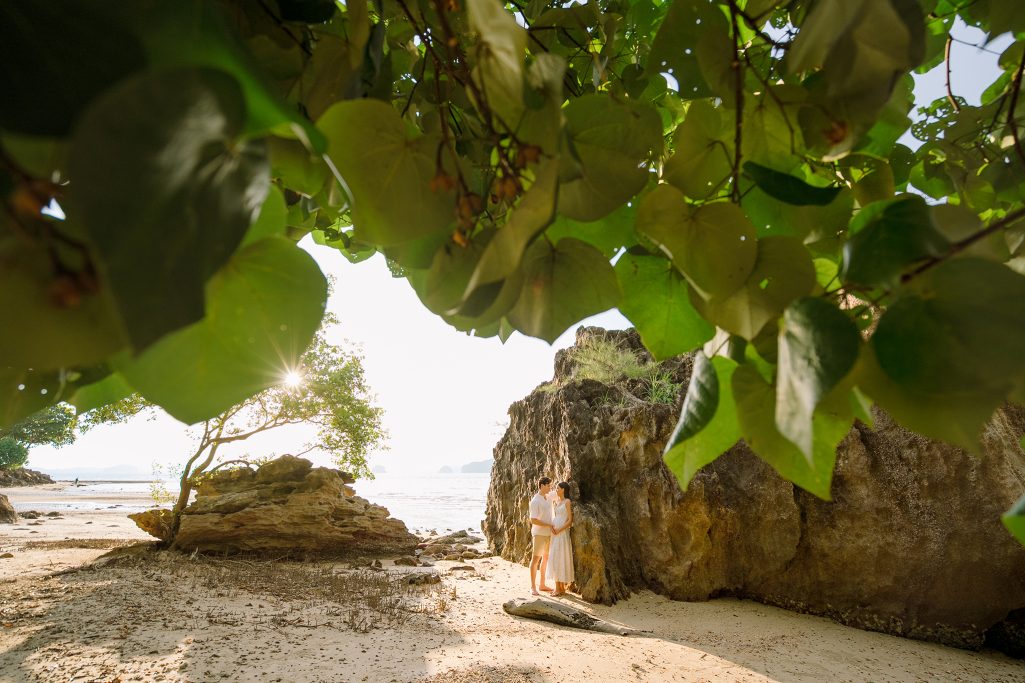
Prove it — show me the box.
[14,473,491,534]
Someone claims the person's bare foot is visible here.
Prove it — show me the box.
[539,585,554,592]
[531,589,540,596]
[551,591,565,597]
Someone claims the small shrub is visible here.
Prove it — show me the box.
[571,337,648,384]
[646,368,681,405]
[0,437,28,470]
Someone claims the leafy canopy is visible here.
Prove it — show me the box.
[3,1,1025,537]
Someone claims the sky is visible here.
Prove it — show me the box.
[26,18,1009,479]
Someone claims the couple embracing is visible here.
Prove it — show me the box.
[528,476,574,597]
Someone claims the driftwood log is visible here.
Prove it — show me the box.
[502,598,651,637]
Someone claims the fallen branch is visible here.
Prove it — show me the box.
[502,598,654,637]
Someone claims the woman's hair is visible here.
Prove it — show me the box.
[557,481,571,500]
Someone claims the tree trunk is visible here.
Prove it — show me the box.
[501,598,654,637]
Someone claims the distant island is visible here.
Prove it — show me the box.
[461,459,493,473]
[438,466,454,474]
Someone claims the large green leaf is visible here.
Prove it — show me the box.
[690,236,816,340]
[614,253,714,360]
[318,99,454,247]
[117,238,327,424]
[664,100,732,199]
[464,159,559,295]
[69,67,269,352]
[841,195,949,288]
[776,298,861,458]
[241,186,288,248]
[0,1,146,135]
[68,372,133,414]
[743,186,854,241]
[467,0,528,128]
[558,95,662,221]
[0,368,64,428]
[663,355,741,490]
[743,162,842,206]
[1003,493,1025,547]
[507,238,621,343]
[544,203,637,258]
[870,237,1025,441]
[733,364,848,500]
[646,0,730,99]
[635,187,758,300]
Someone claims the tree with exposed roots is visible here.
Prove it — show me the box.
[2,1,1025,542]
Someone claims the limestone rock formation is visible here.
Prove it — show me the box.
[0,494,17,523]
[485,327,1025,652]
[0,468,54,487]
[130,456,418,555]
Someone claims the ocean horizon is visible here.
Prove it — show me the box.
[15,471,491,536]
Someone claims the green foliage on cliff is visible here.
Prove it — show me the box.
[3,1,1025,537]
[0,436,28,470]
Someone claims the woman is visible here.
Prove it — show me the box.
[546,481,574,596]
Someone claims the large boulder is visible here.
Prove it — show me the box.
[484,327,1025,652]
[0,494,17,523]
[131,456,418,555]
[0,467,54,487]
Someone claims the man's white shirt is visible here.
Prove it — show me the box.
[529,492,555,536]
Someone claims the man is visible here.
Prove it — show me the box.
[529,476,556,596]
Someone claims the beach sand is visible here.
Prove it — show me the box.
[1,485,1023,683]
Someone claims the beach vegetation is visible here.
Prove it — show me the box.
[2,1,1025,542]
[165,326,385,544]
[0,435,28,469]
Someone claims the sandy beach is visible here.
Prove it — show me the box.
[1,484,1023,683]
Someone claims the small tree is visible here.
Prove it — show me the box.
[0,436,28,470]
[165,329,385,543]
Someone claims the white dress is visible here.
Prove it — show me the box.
[546,501,574,584]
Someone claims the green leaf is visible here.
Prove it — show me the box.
[841,195,949,288]
[69,67,269,352]
[0,1,146,136]
[664,100,732,199]
[544,203,637,258]
[507,238,621,343]
[857,342,1002,454]
[0,368,64,428]
[865,259,1025,440]
[467,0,528,127]
[241,186,288,248]
[614,253,714,360]
[318,99,454,247]
[68,372,134,414]
[635,187,758,300]
[663,355,741,490]
[743,186,854,241]
[733,364,848,500]
[646,0,730,99]
[1005,493,1025,547]
[464,159,559,295]
[118,238,327,424]
[558,95,663,221]
[776,298,861,458]
[743,162,842,206]
[268,137,329,196]
[690,236,816,340]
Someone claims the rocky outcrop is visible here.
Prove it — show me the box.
[130,456,418,556]
[0,467,54,487]
[485,327,1025,652]
[0,494,16,523]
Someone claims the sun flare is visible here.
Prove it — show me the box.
[283,370,303,388]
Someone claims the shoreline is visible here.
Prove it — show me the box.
[2,493,1024,681]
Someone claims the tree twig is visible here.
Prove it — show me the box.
[727,0,745,203]
[902,206,1025,282]
[944,35,961,113]
[1008,47,1025,170]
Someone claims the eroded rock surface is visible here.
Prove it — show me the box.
[131,456,417,556]
[0,494,17,524]
[485,327,1025,651]
[0,468,54,487]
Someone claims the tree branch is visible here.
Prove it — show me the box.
[903,206,1025,282]
[728,0,745,203]
[1008,46,1025,170]
[944,35,961,114]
